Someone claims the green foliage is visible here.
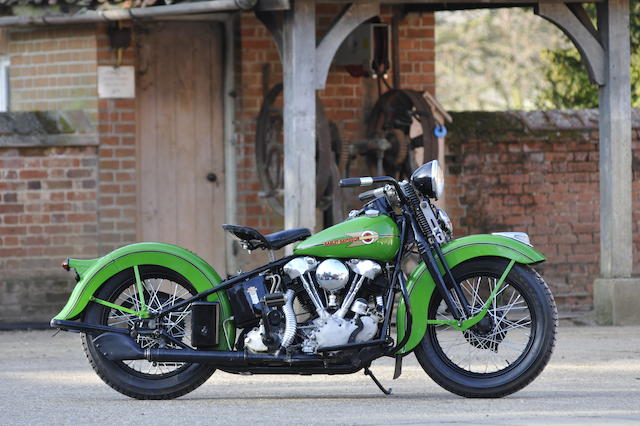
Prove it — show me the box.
[537,1,640,109]
[436,8,567,111]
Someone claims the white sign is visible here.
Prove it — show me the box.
[98,66,135,99]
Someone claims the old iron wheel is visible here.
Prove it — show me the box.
[82,266,216,400]
[255,83,336,215]
[365,89,437,179]
[414,257,557,398]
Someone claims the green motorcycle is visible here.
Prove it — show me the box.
[52,160,557,399]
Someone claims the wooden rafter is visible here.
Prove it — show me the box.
[536,3,605,85]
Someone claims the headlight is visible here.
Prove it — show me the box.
[410,160,445,199]
[437,208,453,237]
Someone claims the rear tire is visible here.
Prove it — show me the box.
[82,266,216,399]
[414,257,557,398]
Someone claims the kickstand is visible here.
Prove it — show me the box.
[364,367,392,395]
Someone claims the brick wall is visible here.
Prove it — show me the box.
[5,24,138,256]
[444,109,640,311]
[0,24,137,324]
[7,26,98,112]
[235,9,436,267]
[0,111,99,323]
[95,26,137,255]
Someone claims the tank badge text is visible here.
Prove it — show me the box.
[323,231,379,247]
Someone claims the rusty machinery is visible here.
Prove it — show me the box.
[255,84,441,225]
[255,20,444,225]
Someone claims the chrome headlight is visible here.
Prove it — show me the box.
[437,208,453,237]
[410,160,445,199]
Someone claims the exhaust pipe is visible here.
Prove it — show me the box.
[92,333,325,366]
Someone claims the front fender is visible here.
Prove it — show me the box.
[53,242,235,349]
[396,234,545,354]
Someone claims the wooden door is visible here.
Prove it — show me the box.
[137,22,226,271]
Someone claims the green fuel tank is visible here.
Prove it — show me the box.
[293,215,400,262]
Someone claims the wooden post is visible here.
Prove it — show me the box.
[282,0,316,233]
[597,0,632,278]
[593,0,640,325]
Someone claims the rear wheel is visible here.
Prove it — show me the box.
[414,257,557,398]
[82,265,216,399]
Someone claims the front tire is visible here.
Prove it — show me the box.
[414,257,557,398]
[82,265,216,399]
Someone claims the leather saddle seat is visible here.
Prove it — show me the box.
[222,224,311,251]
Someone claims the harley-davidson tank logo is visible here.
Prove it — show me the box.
[323,230,380,247]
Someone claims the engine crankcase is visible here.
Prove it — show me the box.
[307,315,378,351]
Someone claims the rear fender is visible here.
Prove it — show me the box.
[53,242,235,350]
[396,234,545,354]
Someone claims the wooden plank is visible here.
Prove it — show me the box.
[174,22,198,254]
[194,23,226,270]
[193,23,214,264]
[596,0,632,278]
[321,0,604,4]
[282,0,317,234]
[136,25,159,242]
[155,23,178,245]
[210,23,227,270]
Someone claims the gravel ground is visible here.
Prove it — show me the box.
[0,326,639,425]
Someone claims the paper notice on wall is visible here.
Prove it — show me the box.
[98,66,135,99]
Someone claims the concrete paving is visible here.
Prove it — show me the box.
[0,326,639,425]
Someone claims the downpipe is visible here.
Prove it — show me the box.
[93,332,326,366]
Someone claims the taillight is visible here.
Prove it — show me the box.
[61,259,70,271]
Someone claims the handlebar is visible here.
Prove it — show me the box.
[338,177,374,188]
[339,176,399,188]
[339,176,408,205]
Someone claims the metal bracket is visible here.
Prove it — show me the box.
[535,3,605,85]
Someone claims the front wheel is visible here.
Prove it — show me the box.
[414,257,557,398]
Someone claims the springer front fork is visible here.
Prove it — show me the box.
[409,216,515,331]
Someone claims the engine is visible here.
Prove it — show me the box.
[238,257,386,355]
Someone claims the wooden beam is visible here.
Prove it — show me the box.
[282,0,317,232]
[256,11,284,59]
[255,0,290,11]
[596,0,632,278]
[320,0,604,4]
[315,2,380,90]
[535,3,605,85]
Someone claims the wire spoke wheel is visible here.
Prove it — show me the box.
[82,266,216,399]
[432,276,533,375]
[415,257,557,398]
[105,277,195,377]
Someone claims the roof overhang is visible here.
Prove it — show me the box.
[0,0,290,27]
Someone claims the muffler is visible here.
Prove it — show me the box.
[93,332,145,360]
[92,332,324,366]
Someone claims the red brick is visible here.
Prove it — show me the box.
[19,170,47,179]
